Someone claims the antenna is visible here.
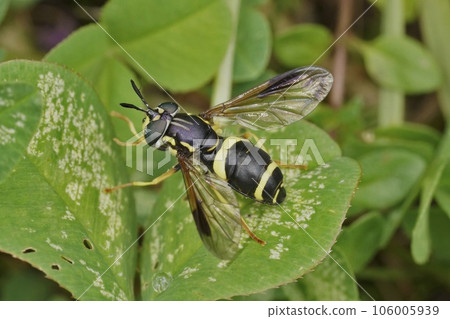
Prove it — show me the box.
[130,80,151,109]
[119,103,147,113]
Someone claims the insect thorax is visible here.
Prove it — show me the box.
[161,114,221,156]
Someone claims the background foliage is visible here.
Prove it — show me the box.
[0,0,449,301]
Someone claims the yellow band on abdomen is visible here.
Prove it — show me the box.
[254,161,278,201]
[213,137,242,180]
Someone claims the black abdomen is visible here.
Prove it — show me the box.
[212,137,285,204]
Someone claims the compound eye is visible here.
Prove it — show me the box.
[144,119,167,146]
[158,102,179,116]
[142,117,146,123]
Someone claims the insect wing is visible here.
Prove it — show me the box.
[201,66,333,130]
[178,157,242,260]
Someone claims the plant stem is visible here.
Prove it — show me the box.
[211,0,240,106]
[330,0,354,109]
[378,0,405,127]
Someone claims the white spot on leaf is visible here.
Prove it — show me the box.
[65,181,83,205]
[178,265,199,279]
[62,209,76,221]
[217,260,230,269]
[46,238,63,251]
[0,125,16,145]
[28,72,127,258]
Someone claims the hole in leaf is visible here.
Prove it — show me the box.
[60,256,74,264]
[83,239,93,250]
[22,248,36,254]
[51,264,60,271]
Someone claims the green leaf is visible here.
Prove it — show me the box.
[234,247,359,301]
[101,0,232,92]
[45,24,111,82]
[336,212,384,273]
[243,0,268,6]
[350,149,426,212]
[436,163,450,219]
[140,121,360,300]
[0,49,6,62]
[45,24,170,178]
[44,24,141,122]
[420,0,450,118]
[95,59,136,111]
[48,29,171,230]
[0,0,10,25]
[360,35,442,93]
[298,247,359,301]
[373,125,440,162]
[309,97,366,145]
[411,129,450,264]
[93,58,145,142]
[380,185,422,248]
[274,24,333,68]
[46,0,232,93]
[343,124,441,164]
[428,209,450,264]
[9,0,39,10]
[375,125,440,148]
[0,60,136,300]
[233,6,271,82]
[0,83,42,183]
[403,208,450,264]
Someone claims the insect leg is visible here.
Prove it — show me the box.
[111,111,139,136]
[241,132,267,151]
[274,160,308,170]
[104,165,179,193]
[113,136,146,147]
[110,111,146,146]
[240,217,266,246]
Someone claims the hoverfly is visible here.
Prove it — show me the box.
[106,67,333,260]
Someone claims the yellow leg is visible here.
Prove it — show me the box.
[113,136,146,147]
[274,160,307,170]
[111,111,139,136]
[104,166,178,193]
[241,132,257,140]
[241,132,267,150]
[240,217,266,246]
[110,111,146,146]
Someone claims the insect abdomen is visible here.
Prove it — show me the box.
[213,137,286,204]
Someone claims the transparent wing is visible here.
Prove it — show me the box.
[178,156,242,260]
[201,66,333,130]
